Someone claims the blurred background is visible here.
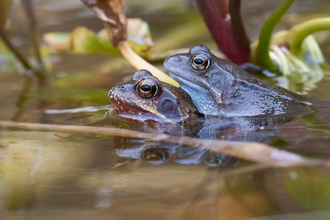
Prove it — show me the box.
[1,0,330,220]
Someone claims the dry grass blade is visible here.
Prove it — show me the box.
[0,121,328,168]
[81,0,126,46]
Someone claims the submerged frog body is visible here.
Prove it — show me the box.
[164,45,309,117]
[108,69,200,125]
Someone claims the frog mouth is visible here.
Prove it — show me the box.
[169,73,209,93]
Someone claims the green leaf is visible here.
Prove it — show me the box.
[70,26,121,55]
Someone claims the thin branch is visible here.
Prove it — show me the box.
[255,0,296,71]
[0,19,46,87]
[20,0,47,87]
[0,120,328,168]
[0,26,32,70]
[20,0,42,64]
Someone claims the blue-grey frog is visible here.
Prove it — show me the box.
[164,45,309,117]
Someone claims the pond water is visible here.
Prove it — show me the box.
[1,0,330,219]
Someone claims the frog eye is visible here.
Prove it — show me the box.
[136,78,159,99]
[192,54,210,70]
[142,149,169,165]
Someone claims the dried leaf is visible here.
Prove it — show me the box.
[81,0,127,46]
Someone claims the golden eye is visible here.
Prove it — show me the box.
[136,78,159,99]
[192,54,210,70]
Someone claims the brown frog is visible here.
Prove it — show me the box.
[108,69,200,126]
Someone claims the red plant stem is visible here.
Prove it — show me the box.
[195,0,249,64]
[229,0,250,62]
[216,0,229,19]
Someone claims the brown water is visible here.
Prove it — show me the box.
[1,0,330,219]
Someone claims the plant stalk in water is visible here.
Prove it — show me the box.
[289,17,330,57]
[255,0,296,71]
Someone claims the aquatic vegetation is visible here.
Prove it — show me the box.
[2,0,328,92]
[198,0,330,93]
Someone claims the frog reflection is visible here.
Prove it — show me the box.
[114,138,233,167]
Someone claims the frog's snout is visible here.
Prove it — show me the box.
[164,55,184,71]
[108,88,115,102]
[108,85,125,102]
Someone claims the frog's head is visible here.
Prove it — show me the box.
[164,45,235,114]
[164,45,213,85]
[108,70,199,124]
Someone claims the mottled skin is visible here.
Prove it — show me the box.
[108,70,200,126]
[164,45,309,117]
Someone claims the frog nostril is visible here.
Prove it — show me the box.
[177,56,182,62]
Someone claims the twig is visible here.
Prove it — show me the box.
[20,0,47,87]
[255,0,296,71]
[0,26,32,70]
[0,14,46,87]
[0,120,328,168]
